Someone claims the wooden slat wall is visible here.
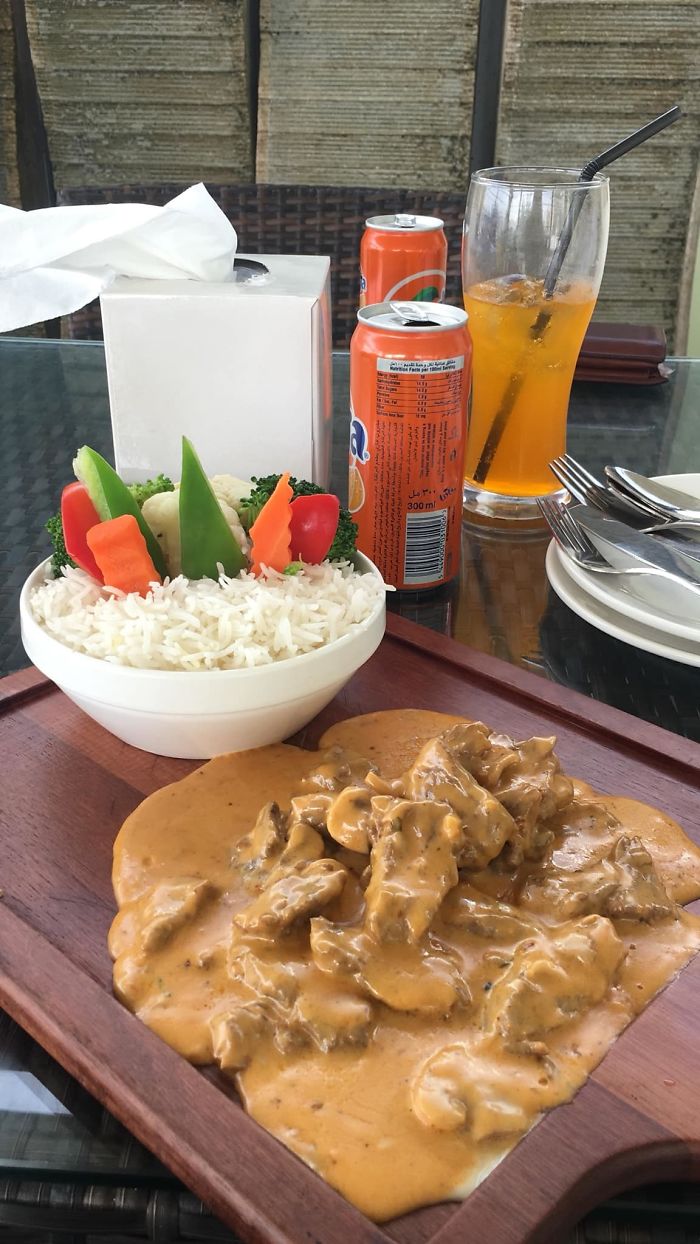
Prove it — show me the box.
[496,0,700,351]
[256,0,478,190]
[0,0,19,205]
[24,0,253,191]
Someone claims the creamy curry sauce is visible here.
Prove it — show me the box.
[109,710,700,1221]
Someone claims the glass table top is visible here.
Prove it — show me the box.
[1,337,700,1238]
[3,337,700,734]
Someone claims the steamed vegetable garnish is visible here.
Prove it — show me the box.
[240,475,358,562]
[73,446,167,579]
[128,474,174,509]
[61,482,102,581]
[41,440,370,603]
[87,514,161,597]
[141,490,182,576]
[45,512,76,577]
[249,472,293,575]
[207,474,252,515]
[179,437,247,580]
[290,493,340,564]
[142,478,247,578]
[33,441,386,667]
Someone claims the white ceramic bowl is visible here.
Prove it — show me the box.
[20,555,386,759]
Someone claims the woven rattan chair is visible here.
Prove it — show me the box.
[56,183,466,348]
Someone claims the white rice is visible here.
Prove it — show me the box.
[29,563,386,672]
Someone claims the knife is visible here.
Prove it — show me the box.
[571,504,700,586]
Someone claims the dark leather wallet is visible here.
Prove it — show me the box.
[574,322,668,385]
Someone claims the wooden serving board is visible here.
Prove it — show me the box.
[1,615,700,1244]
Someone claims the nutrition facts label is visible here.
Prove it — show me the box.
[377,356,464,374]
[369,354,466,587]
[376,357,464,424]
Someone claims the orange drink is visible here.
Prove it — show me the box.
[461,167,609,520]
[464,275,596,497]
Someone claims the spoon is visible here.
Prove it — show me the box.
[605,466,700,525]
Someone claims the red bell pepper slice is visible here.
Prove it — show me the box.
[289,494,340,563]
[61,481,103,581]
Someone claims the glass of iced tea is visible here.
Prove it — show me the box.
[462,167,609,520]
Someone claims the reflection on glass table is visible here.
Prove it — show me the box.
[0,1011,237,1240]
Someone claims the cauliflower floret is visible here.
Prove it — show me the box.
[210,475,252,516]
[142,482,249,578]
[216,496,249,557]
[142,491,181,576]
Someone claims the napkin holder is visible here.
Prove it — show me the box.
[100,254,332,485]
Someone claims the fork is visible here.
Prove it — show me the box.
[550,455,670,527]
[538,496,684,581]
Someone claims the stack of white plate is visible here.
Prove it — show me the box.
[545,474,700,667]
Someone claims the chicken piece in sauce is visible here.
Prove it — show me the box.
[211,968,373,1070]
[234,859,348,936]
[232,802,324,894]
[310,918,468,1014]
[441,723,574,863]
[483,914,625,1055]
[299,746,376,795]
[520,834,675,922]
[363,797,462,942]
[440,882,540,942]
[138,879,216,952]
[399,738,516,870]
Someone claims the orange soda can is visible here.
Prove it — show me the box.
[360,214,447,307]
[349,301,471,590]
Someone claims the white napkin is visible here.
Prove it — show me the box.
[0,183,237,332]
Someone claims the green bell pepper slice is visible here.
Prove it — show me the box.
[179,437,247,579]
[73,446,166,578]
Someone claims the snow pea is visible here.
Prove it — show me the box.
[73,446,166,578]
[179,437,246,579]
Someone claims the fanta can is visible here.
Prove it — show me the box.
[360,214,447,307]
[349,302,471,590]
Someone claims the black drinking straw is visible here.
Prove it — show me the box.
[471,105,683,486]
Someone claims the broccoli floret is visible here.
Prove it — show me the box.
[45,512,76,577]
[237,475,285,530]
[239,475,358,562]
[328,508,358,562]
[128,474,175,509]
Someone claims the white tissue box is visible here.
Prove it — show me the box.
[100,253,332,486]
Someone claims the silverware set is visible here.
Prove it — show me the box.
[539,456,700,599]
[549,456,700,532]
[539,497,673,579]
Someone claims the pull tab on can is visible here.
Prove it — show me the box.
[390,300,441,326]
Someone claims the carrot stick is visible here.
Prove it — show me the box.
[87,514,162,596]
[249,472,293,575]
